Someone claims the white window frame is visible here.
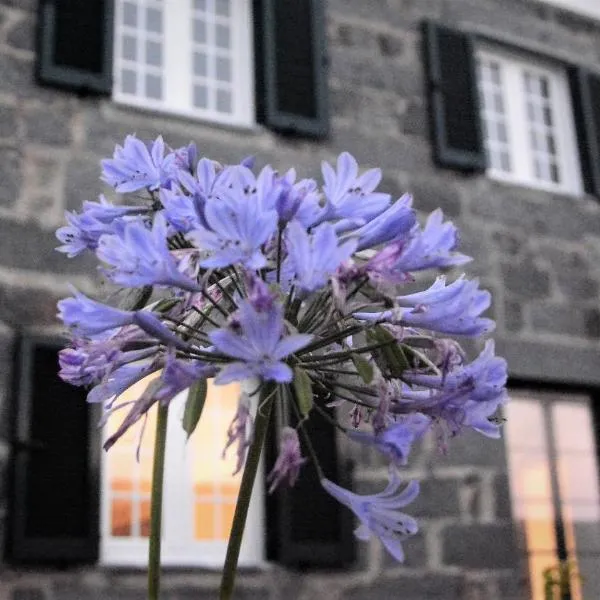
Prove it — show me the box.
[536,0,600,21]
[477,48,583,196]
[504,390,600,600]
[100,381,265,568]
[113,0,255,128]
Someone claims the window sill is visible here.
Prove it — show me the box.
[486,168,583,197]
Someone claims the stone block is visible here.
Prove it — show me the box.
[409,176,462,217]
[0,218,94,274]
[25,103,73,146]
[494,473,513,520]
[12,589,47,600]
[402,98,428,137]
[6,13,34,52]
[175,587,270,600]
[501,261,551,300]
[530,303,587,337]
[0,283,64,328]
[0,147,21,208]
[442,523,518,569]
[503,299,523,333]
[584,309,600,339]
[65,155,105,211]
[409,478,462,518]
[439,429,507,468]
[345,574,463,599]
[0,104,18,139]
[383,526,427,569]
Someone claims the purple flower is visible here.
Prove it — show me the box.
[222,392,253,475]
[209,300,312,384]
[101,135,176,193]
[266,427,307,493]
[350,193,416,251]
[318,152,391,223]
[244,271,275,312]
[103,353,215,451]
[348,414,431,466]
[56,211,112,257]
[187,180,278,270]
[96,213,201,291]
[321,470,420,562]
[353,276,495,337]
[366,209,471,283]
[87,358,161,405]
[57,287,135,336]
[82,195,151,223]
[285,221,357,293]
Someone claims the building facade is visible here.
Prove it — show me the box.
[0,0,600,598]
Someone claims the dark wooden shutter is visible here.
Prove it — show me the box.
[36,0,114,94]
[568,67,600,197]
[422,21,486,172]
[8,335,100,564]
[253,0,329,138]
[265,392,354,568]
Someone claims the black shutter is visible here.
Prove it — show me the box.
[265,391,354,568]
[568,67,600,197]
[36,0,114,94]
[253,0,329,138]
[8,335,100,564]
[422,21,486,172]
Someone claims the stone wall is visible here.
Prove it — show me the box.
[0,0,599,598]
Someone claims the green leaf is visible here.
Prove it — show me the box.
[293,366,313,417]
[182,378,208,439]
[153,297,182,313]
[367,326,409,379]
[351,353,374,384]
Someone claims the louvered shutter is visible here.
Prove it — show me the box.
[568,67,600,197]
[253,0,329,138]
[8,335,100,563]
[265,391,354,568]
[422,21,486,172]
[36,0,114,94]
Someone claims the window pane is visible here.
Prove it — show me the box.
[217,89,232,113]
[122,36,137,61]
[216,56,231,82]
[146,74,162,100]
[123,2,137,26]
[193,19,207,44]
[216,0,230,16]
[194,52,207,77]
[121,69,137,94]
[111,499,132,537]
[145,40,162,67]
[504,398,547,450]
[193,85,208,108]
[215,24,230,49]
[146,7,162,33]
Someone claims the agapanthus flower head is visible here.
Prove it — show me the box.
[321,470,420,562]
[56,134,509,574]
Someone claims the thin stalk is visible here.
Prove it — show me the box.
[276,225,283,284]
[299,339,397,363]
[190,305,221,328]
[296,324,365,355]
[219,384,275,600]
[148,404,168,600]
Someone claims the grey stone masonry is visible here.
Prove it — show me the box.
[0,0,599,598]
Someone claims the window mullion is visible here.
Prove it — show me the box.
[506,62,533,184]
[164,1,192,113]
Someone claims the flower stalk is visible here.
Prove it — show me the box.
[219,383,275,600]
[148,403,169,600]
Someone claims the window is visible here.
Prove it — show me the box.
[505,391,600,600]
[113,0,254,127]
[476,51,583,195]
[423,22,600,197]
[101,376,264,567]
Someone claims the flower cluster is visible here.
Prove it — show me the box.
[56,136,508,563]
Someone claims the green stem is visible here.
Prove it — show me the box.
[219,384,275,600]
[148,404,169,600]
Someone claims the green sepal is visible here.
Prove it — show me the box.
[182,378,208,439]
[293,366,313,417]
[367,325,409,379]
[351,353,374,384]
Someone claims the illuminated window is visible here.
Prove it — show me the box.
[100,377,264,567]
[113,0,254,127]
[505,391,600,599]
